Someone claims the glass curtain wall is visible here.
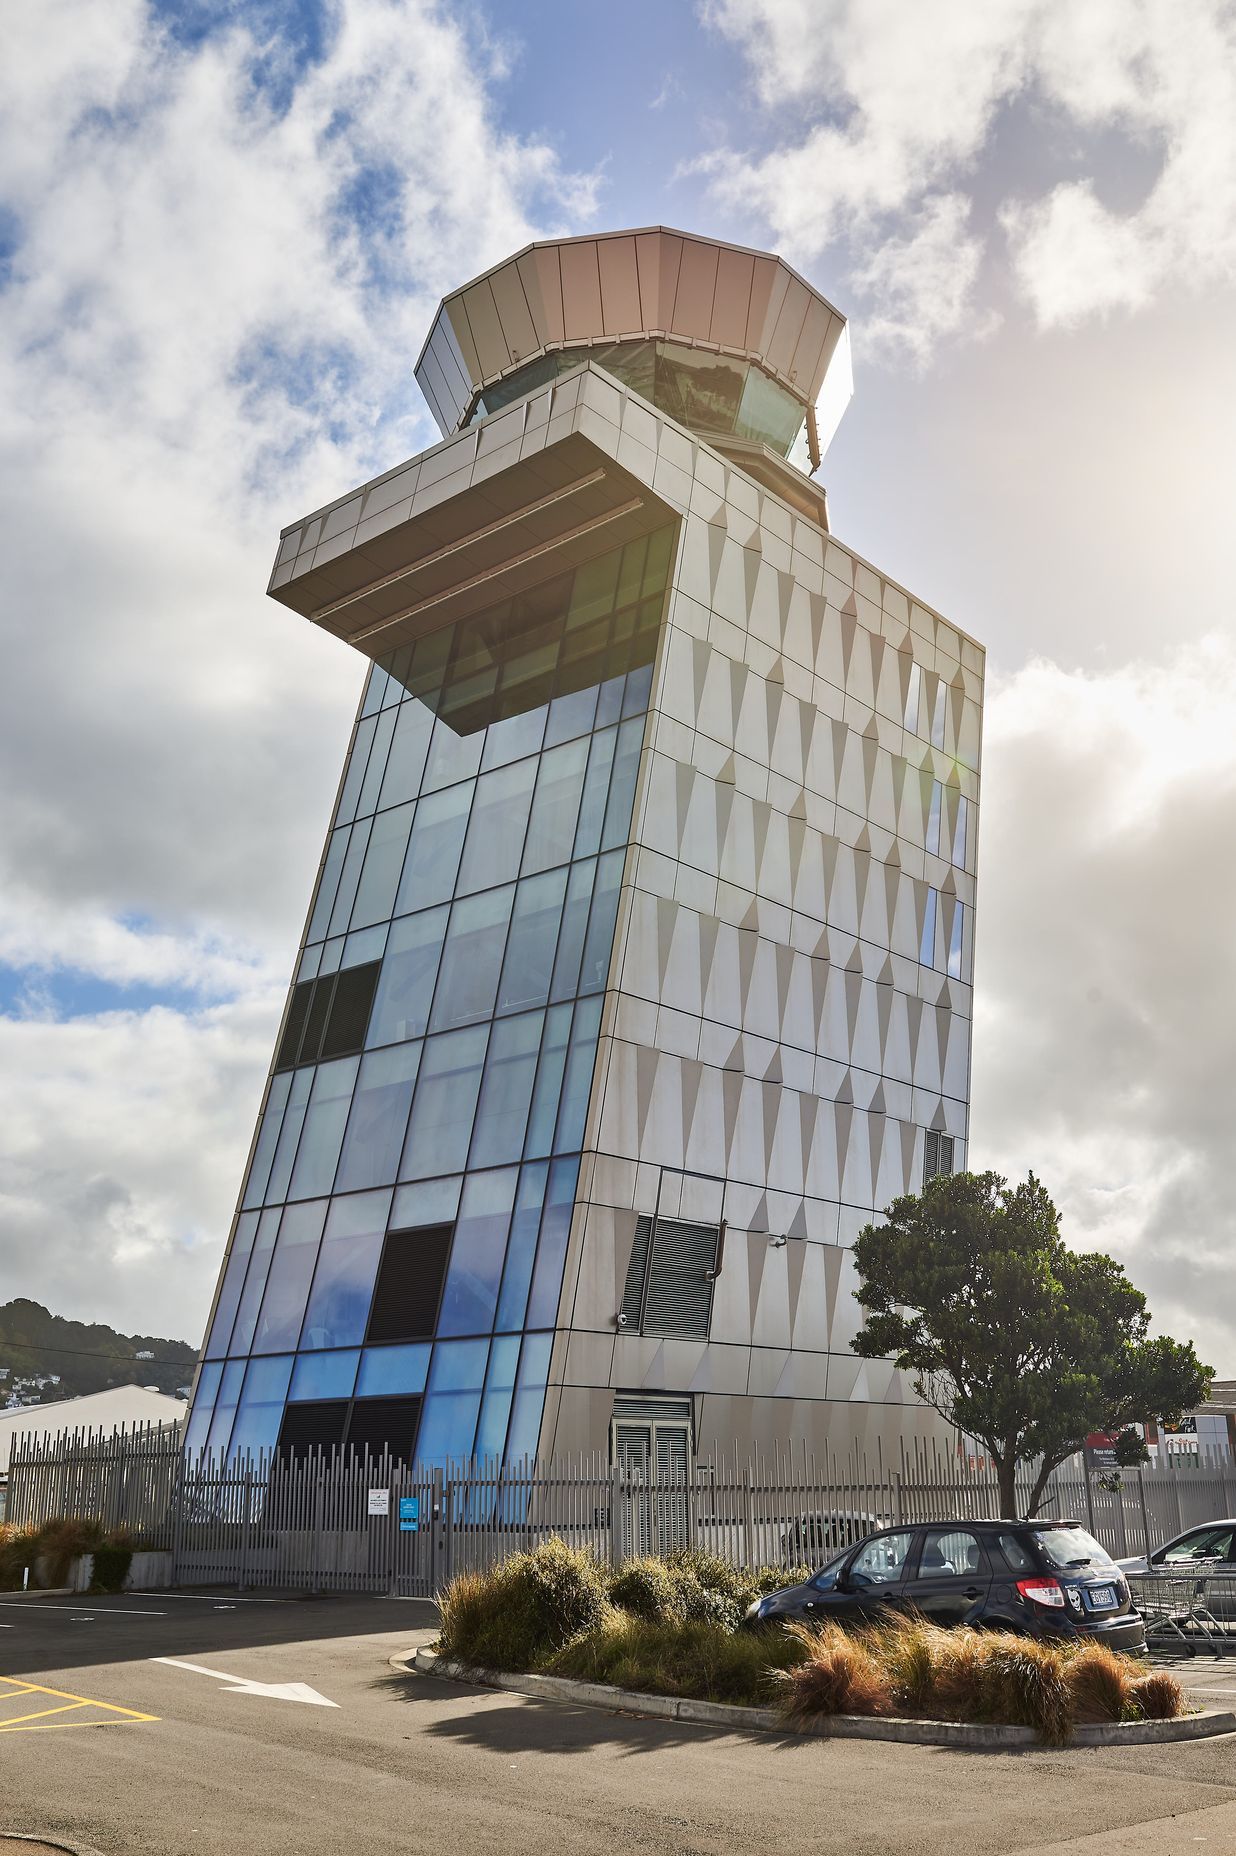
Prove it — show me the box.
[188,523,677,1469]
[467,341,807,458]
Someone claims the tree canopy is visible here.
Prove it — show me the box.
[851,1171,1211,1517]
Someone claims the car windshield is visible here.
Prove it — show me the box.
[1032,1527,1115,1570]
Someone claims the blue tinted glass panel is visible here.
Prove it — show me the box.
[525,1158,581,1327]
[601,716,644,851]
[378,701,433,811]
[367,906,448,1049]
[327,816,372,937]
[497,869,567,1016]
[229,1355,293,1462]
[927,779,942,856]
[920,887,938,968]
[549,859,597,1001]
[474,1335,520,1462]
[948,900,965,979]
[479,702,548,772]
[395,784,472,916]
[355,704,397,820]
[438,1166,518,1338]
[415,1339,489,1467]
[457,758,537,894]
[504,1333,553,1465]
[287,1057,359,1201]
[494,1162,548,1332]
[521,737,589,875]
[523,1004,572,1158]
[185,1360,223,1454]
[422,715,484,794]
[306,827,349,945]
[469,1012,542,1169]
[300,1189,391,1349]
[400,1025,488,1180]
[350,801,415,930]
[265,1067,313,1204]
[334,1043,422,1193]
[391,1174,463,1229]
[241,1073,293,1211]
[356,1342,431,1399]
[228,1207,282,1355]
[205,1213,260,1357]
[554,997,603,1152]
[336,716,377,827]
[578,849,624,994]
[251,1201,327,1354]
[429,888,514,1030]
[571,729,617,861]
[289,1349,360,1401]
[204,1358,246,1460]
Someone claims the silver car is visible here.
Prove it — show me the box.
[1118,1519,1236,1622]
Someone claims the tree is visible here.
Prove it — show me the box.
[851,1171,1211,1518]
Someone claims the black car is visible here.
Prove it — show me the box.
[745,1517,1147,1652]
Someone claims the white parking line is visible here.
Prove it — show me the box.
[0,1602,168,1617]
[138,1592,290,1604]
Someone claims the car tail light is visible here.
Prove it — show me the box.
[1016,1577,1066,1609]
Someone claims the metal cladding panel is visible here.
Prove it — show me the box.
[559,239,604,340]
[460,278,511,380]
[489,260,539,363]
[597,234,642,335]
[670,237,720,337]
[710,245,756,349]
[414,228,850,441]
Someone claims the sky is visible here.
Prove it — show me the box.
[2,0,1234,1368]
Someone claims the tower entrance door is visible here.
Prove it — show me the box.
[611,1394,692,1557]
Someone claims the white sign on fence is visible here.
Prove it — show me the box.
[366,1488,390,1517]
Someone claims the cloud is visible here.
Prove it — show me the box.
[700,0,1236,356]
[847,194,996,366]
[0,0,598,1336]
[971,638,1236,1368]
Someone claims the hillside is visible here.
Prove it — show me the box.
[0,1299,196,1406]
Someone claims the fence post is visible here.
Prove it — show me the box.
[238,1462,252,1593]
[609,1463,623,1569]
[431,1467,446,1595]
[742,1468,756,1569]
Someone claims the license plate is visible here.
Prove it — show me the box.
[1086,1584,1116,1609]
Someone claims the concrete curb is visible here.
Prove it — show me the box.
[391,1646,1236,1749]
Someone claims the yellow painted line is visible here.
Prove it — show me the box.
[0,1699,90,1728]
[0,1671,158,1727]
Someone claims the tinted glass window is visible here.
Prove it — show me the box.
[849,1531,916,1585]
[997,1533,1036,1573]
[1161,1526,1236,1563]
[916,1529,985,1578]
[1033,1528,1116,1570]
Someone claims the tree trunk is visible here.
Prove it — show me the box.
[996,1453,1019,1519]
[1024,1456,1060,1519]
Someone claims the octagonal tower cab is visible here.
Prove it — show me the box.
[189,228,982,1486]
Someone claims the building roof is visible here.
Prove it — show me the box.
[1199,1379,1236,1415]
[0,1385,186,1473]
[414,227,851,446]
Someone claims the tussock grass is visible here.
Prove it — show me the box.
[547,1613,805,1707]
[0,1517,132,1591]
[437,1538,609,1671]
[1129,1669,1185,1720]
[773,1621,891,1722]
[1066,1644,1138,1724]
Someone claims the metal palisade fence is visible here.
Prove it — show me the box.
[6,1425,1236,1599]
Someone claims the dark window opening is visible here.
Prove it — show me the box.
[274,961,381,1072]
[924,1130,955,1183]
[276,1399,348,1459]
[275,1394,423,1466]
[620,1216,719,1340]
[365,1224,453,1345]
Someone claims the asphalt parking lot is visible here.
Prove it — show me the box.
[3,1591,1236,1856]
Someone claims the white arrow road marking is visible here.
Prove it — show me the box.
[152,1657,339,1707]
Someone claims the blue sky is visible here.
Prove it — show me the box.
[2,0,1235,1361]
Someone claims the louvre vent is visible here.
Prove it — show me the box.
[345,1396,422,1464]
[366,1224,453,1345]
[924,1130,956,1183]
[619,1216,719,1340]
[273,961,381,1071]
[276,1399,348,1459]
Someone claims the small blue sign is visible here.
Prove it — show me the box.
[399,1496,420,1533]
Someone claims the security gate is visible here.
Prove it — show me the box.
[611,1394,692,1557]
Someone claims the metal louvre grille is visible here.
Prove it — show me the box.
[612,1394,693,1424]
[275,982,312,1071]
[924,1131,956,1182]
[273,961,381,1071]
[320,961,381,1058]
[620,1216,719,1339]
[366,1225,453,1344]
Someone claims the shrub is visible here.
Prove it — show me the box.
[438,1538,609,1672]
[548,1614,805,1708]
[663,1547,746,1604]
[745,1563,810,1598]
[1129,1669,1185,1721]
[772,1621,891,1723]
[1066,1645,1138,1724]
[90,1543,135,1594]
[0,1525,41,1592]
[607,1557,683,1624]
